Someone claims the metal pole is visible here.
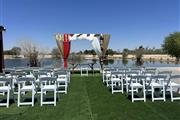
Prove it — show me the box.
[0,26,6,73]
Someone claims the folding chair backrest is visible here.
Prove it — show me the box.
[145,68,157,72]
[39,69,52,73]
[111,71,125,79]
[170,75,180,81]
[11,72,27,78]
[23,69,33,75]
[0,73,5,78]
[143,71,156,76]
[54,71,67,77]
[39,77,57,84]
[131,75,147,83]
[158,71,172,76]
[117,68,129,72]
[126,71,139,76]
[38,72,49,78]
[3,69,15,74]
[0,78,11,84]
[151,75,167,84]
[17,77,35,84]
[158,71,172,80]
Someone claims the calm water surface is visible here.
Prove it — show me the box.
[4,58,180,68]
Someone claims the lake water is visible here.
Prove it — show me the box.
[4,58,180,68]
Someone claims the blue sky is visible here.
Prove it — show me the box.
[0,0,179,51]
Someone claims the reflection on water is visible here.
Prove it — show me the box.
[4,58,180,68]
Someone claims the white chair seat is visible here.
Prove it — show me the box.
[106,74,111,77]
[151,83,163,87]
[57,78,67,82]
[111,78,121,82]
[131,83,143,88]
[170,82,180,87]
[21,85,34,92]
[43,85,56,90]
[0,86,10,92]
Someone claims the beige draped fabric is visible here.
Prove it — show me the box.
[100,34,110,57]
[55,34,64,56]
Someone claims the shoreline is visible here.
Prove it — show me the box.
[4,54,179,63]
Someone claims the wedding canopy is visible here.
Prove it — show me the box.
[55,34,110,68]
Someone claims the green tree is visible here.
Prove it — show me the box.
[19,40,40,67]
[162,32,180,61]
[122,48,128,59]
[135,45,144,65]
[51,48,61,58]
[11,47,21,57]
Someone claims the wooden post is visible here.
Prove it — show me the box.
[0,26,6,73]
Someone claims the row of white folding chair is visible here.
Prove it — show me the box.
[103,68,144,86]
[17,76,57,107]
[104,69,168,92]
[0,71,69,107]
[0,76,58,107]
[106,69,180,102]
[6,71,69,95]
[127,75,167,102]
[129,74,180,102]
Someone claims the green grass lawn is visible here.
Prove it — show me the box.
[0,74,180,120]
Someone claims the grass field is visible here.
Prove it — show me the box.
[0,74,180,120]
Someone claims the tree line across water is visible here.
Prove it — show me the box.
[4,45,165,56]
[3,32,180,66]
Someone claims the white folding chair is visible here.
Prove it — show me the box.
[39,77,57,106]
[0,73,6,96]
[0,78,11,108]
[80,67,88,76]
[110,71,124,94]
[158,71,172,92]
[150,75,167,102]
[54,71,68,94]
[143,71,156,92]
[130,75,146,102]
[125,71,139,92]
[10,72,27,94]
[104,68,116,87]
[169,75,180,102]
[35,72,50,93]
[17,77,35,107]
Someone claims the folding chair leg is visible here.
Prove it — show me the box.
[163,86,166,102]
[41,89,43,106]
[152,87,154,102]
[32,90,34,107]
[143,87,146,102]
[7,90,10,108]
[18,85,20,107]
[111,81,114,94]
[131,86,134,102]
[170,85,173,102]
[126,80,129,93]
[65,82,67,94]
[121,81,124,93]
[54,89,56,106]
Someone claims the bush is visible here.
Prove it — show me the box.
[162,32,180,61]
